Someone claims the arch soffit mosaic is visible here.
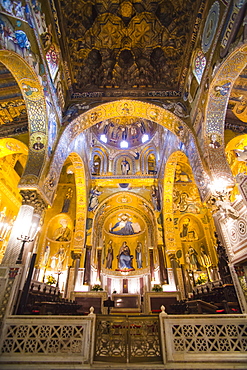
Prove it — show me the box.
[0,50,48,187]
[67,152,87,251]
[0,138,28,209]
[205,44,247,185]
[44,100,210,203]
[163,151,191,253]
[0,138,28,158]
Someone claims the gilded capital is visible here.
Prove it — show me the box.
[20,190,47,215]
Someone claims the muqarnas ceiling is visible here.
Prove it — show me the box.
[59,0,200,94]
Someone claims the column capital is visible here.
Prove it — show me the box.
[71,252,81,260]
[20,190,47,216]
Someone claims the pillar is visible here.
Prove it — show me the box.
[83,246,92,285]
[0,190,46,317]
[149,249,154,281]
[1,190,46,266]
[157,245,168,284]
[97,249,102,282]
[73,253,81,290]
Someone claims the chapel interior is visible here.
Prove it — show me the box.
[0,0,247,368]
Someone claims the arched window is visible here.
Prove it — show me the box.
[92,155,101,176]
[148,154,156,174]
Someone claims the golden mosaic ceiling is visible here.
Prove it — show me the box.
[58,0,202,98]
[0,62,27,127]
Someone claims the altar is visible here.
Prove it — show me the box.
[111,294,141,313]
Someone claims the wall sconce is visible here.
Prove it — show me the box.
[208,179,239,219]
[209,179,229,199]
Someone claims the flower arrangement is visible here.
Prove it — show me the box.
[46,275,56,286]
[238,276,247,299]
[91,284,103,291]
[152,284,163,292]
[195,273,208,285]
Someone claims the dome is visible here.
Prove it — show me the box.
[92,117,157,149]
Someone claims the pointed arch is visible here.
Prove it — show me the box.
[140,146,157,174]
[204,44,247,185]
[163,150,217,271]
[91,147,108,175]
[91,191,158,272]
[163,151,183,253]
[44,100,210,203]
[0,137,28,210]
[36,151,87,279]
[0,138,28,158]
[0,50,48,189]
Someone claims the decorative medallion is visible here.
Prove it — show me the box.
[202,1,220,53]
[229,225,239,243]
[30,132,46,152]
[117,102,134,116]
[207,133,222,149]
[238,218,247,237]
[21,79,41,101]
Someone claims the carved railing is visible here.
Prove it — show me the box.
[0,315,96,365]
[160,313,247,364]
[1,312,247,366]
